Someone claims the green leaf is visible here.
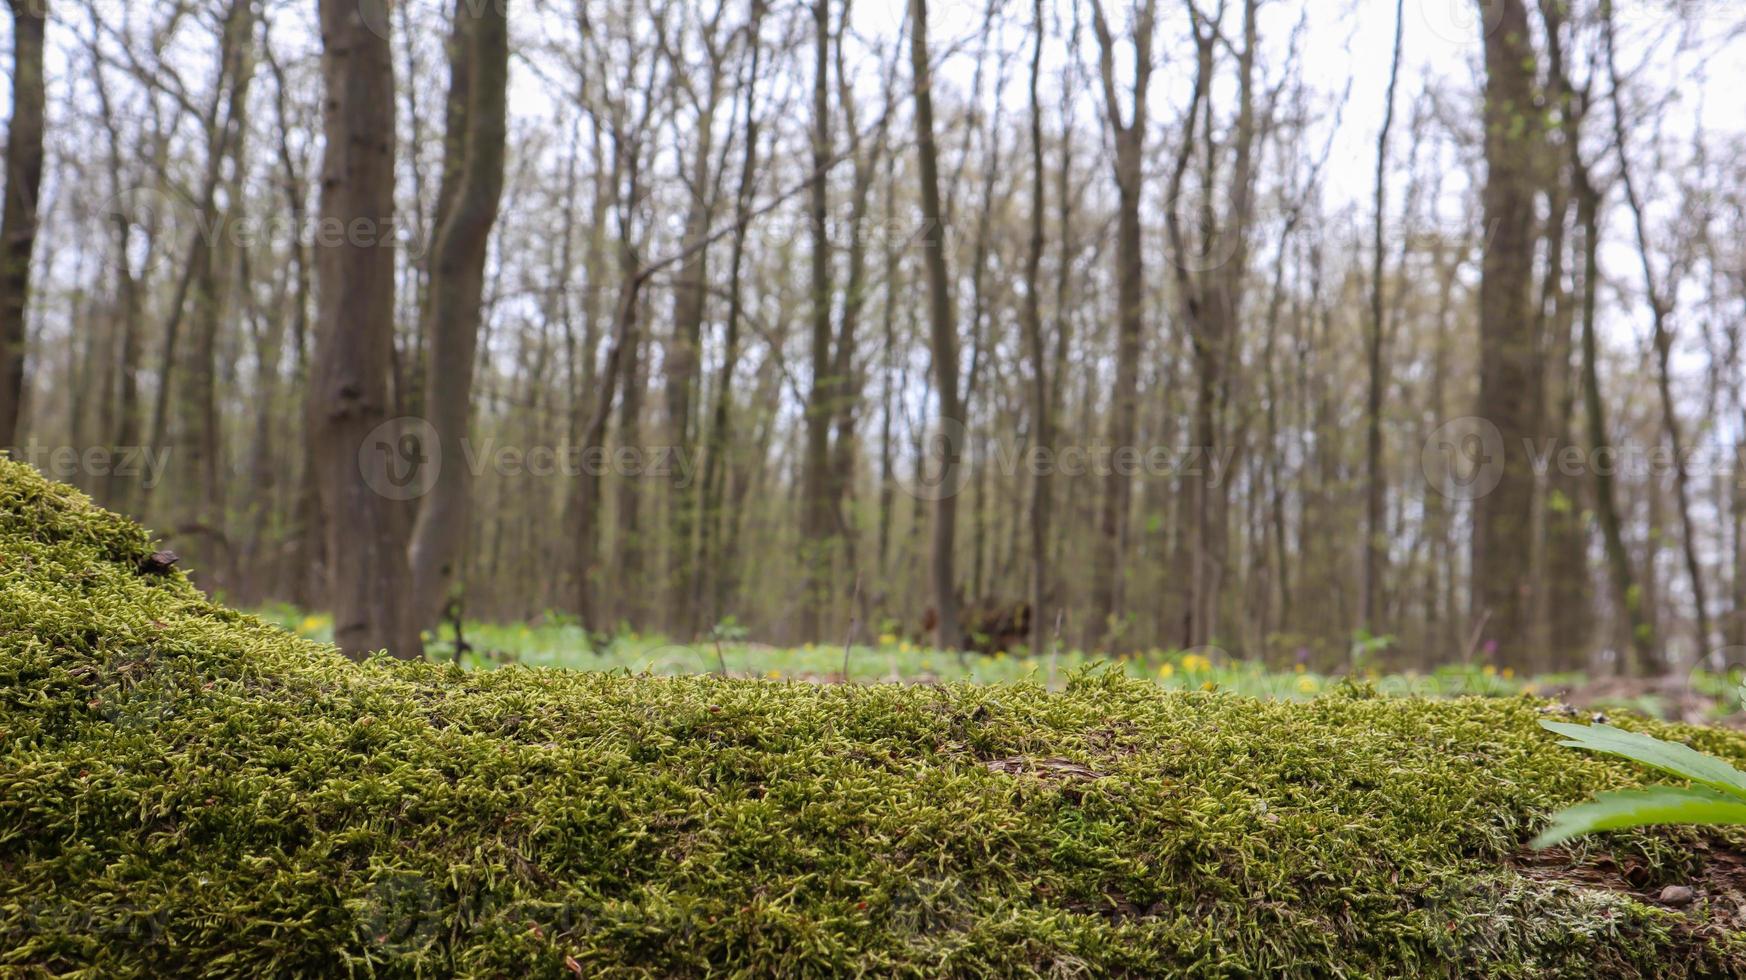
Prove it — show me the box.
[1538,721,1746,798]
[1532,785,1746,848]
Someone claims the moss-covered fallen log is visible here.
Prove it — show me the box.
[2,458,1744,978]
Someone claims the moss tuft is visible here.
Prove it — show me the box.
[1,459,1743,977]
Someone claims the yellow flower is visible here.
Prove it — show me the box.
[1201,681,1217,692]
[1157,663,1175,680]
[921,660,934,671]
[1297,677,1317,694]
[899,642,912,654]
[1501,667,1515,680]
[1482,665,1497,678]
[767,669,782,680]
[1293,663,1306,674]
[299,616,323,634]
[879,633,898,647]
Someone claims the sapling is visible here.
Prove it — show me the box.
[1533,684,1746,847]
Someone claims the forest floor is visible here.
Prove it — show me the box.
[255,604,1746,726]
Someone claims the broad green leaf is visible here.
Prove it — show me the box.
[1539,721,1746,798]
[1532,785,1746,848]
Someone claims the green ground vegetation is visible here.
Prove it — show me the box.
[5,458,1746,977]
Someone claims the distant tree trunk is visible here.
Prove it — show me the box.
[0,0,46,449]
[1362,0,1405,635]
[1573,152,1653,668]
[574,116,648,628]
[829,52,882,629]
[408,0,511,630]
[616,327,646,625]
[1603,9,1710,657]
[259,25,325,607]
[666,18,727,639]
[1164,0,1258,650]
[908,0,962,651]
[1472,0,1542,669]
[312,0,423,661]
[697,11,764,627]
[1086,0,1155,650]
[800,0,836,643]
[1023,0,1051,657]
[92,47,142,513]
[184,0,256,589]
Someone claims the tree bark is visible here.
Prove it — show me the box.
[908,0,962,651]
[312,0,423,660]
[0,0,46,449]
[408,0,511,630]
[1023,0,1051,657]
[1362,0,1405,635]
[800,0,836,642]
[1472,0,1543,669]
[1086,0,1155,650]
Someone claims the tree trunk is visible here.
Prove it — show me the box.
[0,0,46,449]
[1602,9,1710,657]
[1362,0,1405,635]
[696,13,764,628]
[312,0,423,661]
[800,0,835,643]
[1086,0,1155,650]
[408,0,511,630]
[1473,0,1542,669]
[908,0,962,651]
[1023,0,1051,657]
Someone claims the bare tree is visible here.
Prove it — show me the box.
[1603,2,1711,655]
[1361,0,1405,634]
[1023,0,1051,657]
[1086,0,1155,648]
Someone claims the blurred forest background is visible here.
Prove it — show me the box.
[2,0,1745,678]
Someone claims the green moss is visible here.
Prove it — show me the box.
[1,459,1743,977]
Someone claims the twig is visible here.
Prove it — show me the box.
[1048,610,1064,691]
[711,631,729,678]
[842,575,863,683]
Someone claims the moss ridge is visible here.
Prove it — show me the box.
[0,459,1742,978]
